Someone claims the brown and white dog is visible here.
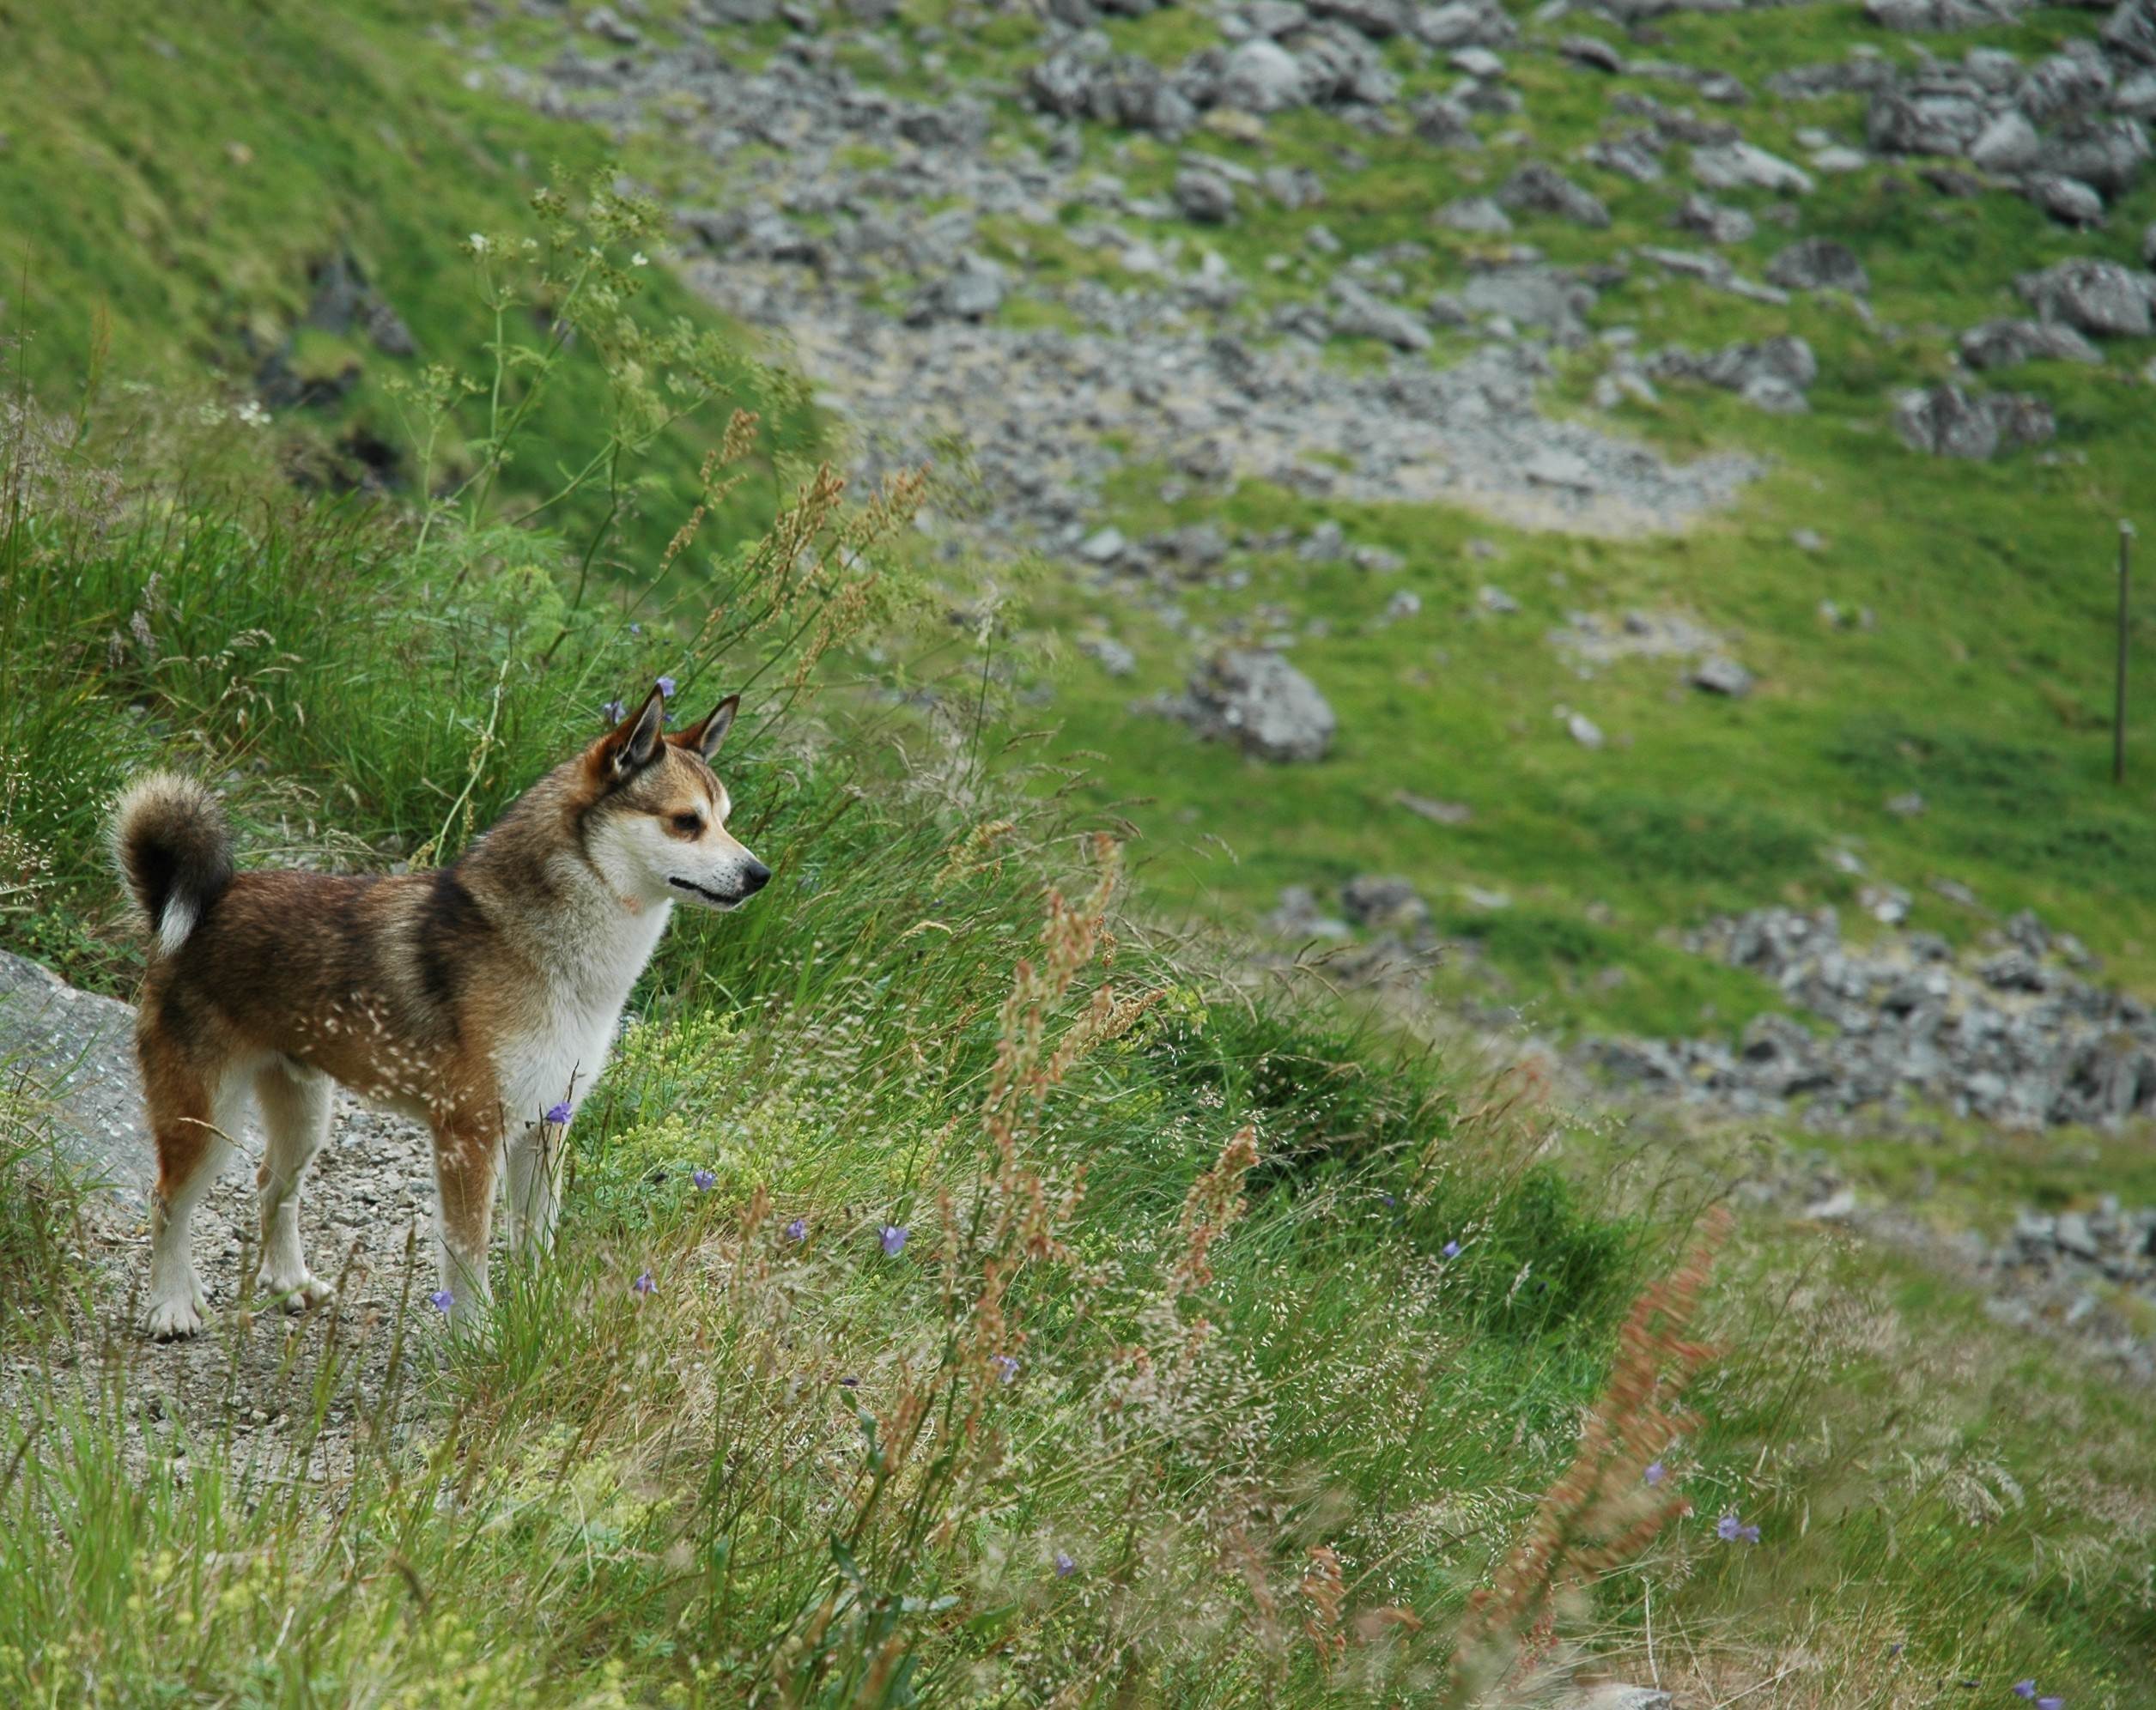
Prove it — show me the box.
[110,686,768,1338]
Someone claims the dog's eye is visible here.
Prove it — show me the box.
[671,812,704,836]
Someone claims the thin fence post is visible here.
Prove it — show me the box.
[2118,521,2135,787]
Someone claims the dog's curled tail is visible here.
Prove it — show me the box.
[111,773,234,959]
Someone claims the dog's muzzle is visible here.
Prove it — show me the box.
[669,861,771,909]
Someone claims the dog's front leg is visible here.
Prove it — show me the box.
[502,1121,565,1258]
[430,1120,498,1325]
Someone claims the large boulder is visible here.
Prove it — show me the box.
[1959,318,2104,368]
[1218,37,1309,112]
[2018,50,2114,124]
[1649,336,1818,411]
[1412,0,1517,47]
[1497,161,1610,227]
[1893,385,2056,458]
[1173,166,1238,224]
[1690,141,1814,195]
[1331,279,1431,350]
[0,949,154,1206]
[1672,193,1755,245]
[1969,109,2042,174]
[2032,116,2151,197]
[1765,238,1869,294]
[1183,650,1338,762]
[2016,258,2156,337]
[1460,265,1598,341]
[2029,174,2108,227]
[1340,874,1433,933]
[2104,0,2156,66]
[1866,83,1987,157]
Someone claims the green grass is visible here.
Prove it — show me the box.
[3,0,2156,1699]
[0,0,819,568]
[3,367,2154,1701]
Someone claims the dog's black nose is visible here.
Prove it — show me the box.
[743,859,772,894]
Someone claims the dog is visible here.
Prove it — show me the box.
[110,684,768,1338]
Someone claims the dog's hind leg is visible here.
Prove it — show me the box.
[430,1118,499,1325]
[502,1121,566,1260]
[253,1059,336,1312]
[140,1043,246,1341]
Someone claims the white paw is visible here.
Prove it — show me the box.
[144,1294,206,1341]
[261,1270,336,1313]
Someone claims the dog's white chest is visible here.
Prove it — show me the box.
[496,900,670,1123]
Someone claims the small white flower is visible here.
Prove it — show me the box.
[631,252,649,267]
[235,399,270,428]
[469,232,489,254]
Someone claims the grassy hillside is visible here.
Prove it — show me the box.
[6,384,2156,1704]
[2,1,2155,1703]
[0,0,817,561]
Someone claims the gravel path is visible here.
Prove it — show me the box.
[1,949,441,1473]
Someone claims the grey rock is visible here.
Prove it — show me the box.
[2115,69,2156,118]
[1078,525,1127,563]
[1264,165,1327,209]
[1969,108,2042,174]
[2056,1211,2100,1258]
[1691,140,1813,195]
[2033,115,2151,196]
[1497,162,1610,228]
[1341,874,1432,932]
[1394,791,1474,824]
[583,5,643,45]
[1585,130,1666,184]
[2104,0,2156,66]
[1959,318,2104,368]
[1219,37,1309,112]
[1672,192,1755,245]
[1649,336,1818,405]
[2017,258,2156,336]
[1432,195,1512,234]
[365,302,416,359]
[1080,634,1138,676]
[2019,49,2114,124]
[2029,174,2108,227]
[1410,96,1480,149]
[1866,84,1986,158]
[1566,711,1606,749]
[918,252,1006,323]
[0,949,154,1205]
[1174,166,1237,223]
[1561,33,1625,73]
[1765,238,1869,294]
[1331,278,1433,350]
[1184,648,1337,762]
[1893,385,2056,458]
[1412,0,1517,48]
[1264,885,1351,940]
[1460,265,1597,341]
[1693,657,1755,697]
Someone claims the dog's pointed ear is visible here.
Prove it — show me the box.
[597,686,667,782]
[673,694,738,762]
